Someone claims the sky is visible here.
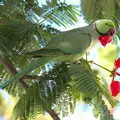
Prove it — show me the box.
[62,0,80,5]
[38,0,80,6]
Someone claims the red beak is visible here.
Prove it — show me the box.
[98,35,112,46]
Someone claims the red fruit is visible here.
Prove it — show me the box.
[110,81,120,96]
[114,58,120,68]
[98,35,112,46]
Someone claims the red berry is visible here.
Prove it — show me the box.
[98,35,112,46]
[114,58,120,68]
[110,81,120,96]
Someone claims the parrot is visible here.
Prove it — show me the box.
[0,19,116,89]
[26,19,116,62]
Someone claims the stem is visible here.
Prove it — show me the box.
[89,61,112,73]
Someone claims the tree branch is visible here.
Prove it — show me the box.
[89,61,112,73]
[0,58,28,88]
[47,109,61,120]
[23,75,41,80]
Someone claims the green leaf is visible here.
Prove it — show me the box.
[69,59,99,97]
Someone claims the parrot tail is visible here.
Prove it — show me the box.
[25,48,70,58]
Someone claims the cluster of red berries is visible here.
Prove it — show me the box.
[110,58,120,97]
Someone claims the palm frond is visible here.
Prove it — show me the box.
[12,82,49,120]
[69,59,99,97]
[40,3,80,27]
[0,20,35,55]
[92,95,114,120]
[68,59,115,106]
[12,62,72,119]
[0,59,42,89]
[0,1,80,57]
[11,59,116,120]
[68,59,115,119]
[55,86,75,117]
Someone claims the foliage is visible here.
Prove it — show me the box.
[92,95,114,120]
[0,0,120,120]
[0,0,80,86]
[12,62,72,119]
[81,0,120,23]
[11,59,116,120]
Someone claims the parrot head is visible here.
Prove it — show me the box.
[95,19,116,46]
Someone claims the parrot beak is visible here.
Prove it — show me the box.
[98,35,112,46]
[98,28,116,46]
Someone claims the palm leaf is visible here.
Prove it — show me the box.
[40,3,80,27]
[12,82,49,120]
[68,59,115,119]
[92,95,114,120]
[12,62,72,119]
[0,0,80,57]
[69,59,99,97]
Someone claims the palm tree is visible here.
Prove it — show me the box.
[0,0,118,120]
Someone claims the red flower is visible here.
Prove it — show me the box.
[110,81,120,96]
[114,58,120,68]
[98,35,112,46]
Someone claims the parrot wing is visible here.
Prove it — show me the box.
[26,48,71,58]
[46,26,92,54]
[26,25,92,59]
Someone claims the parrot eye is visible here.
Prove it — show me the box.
[105,23,113,27]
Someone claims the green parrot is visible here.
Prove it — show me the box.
[27,19,116,62]
[0,19,116,89]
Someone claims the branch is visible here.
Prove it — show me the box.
[0,59,17,74]
[89,61,112,73]
[47,109,61,120]
[23,75,41,80]
[0,58,28,88]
